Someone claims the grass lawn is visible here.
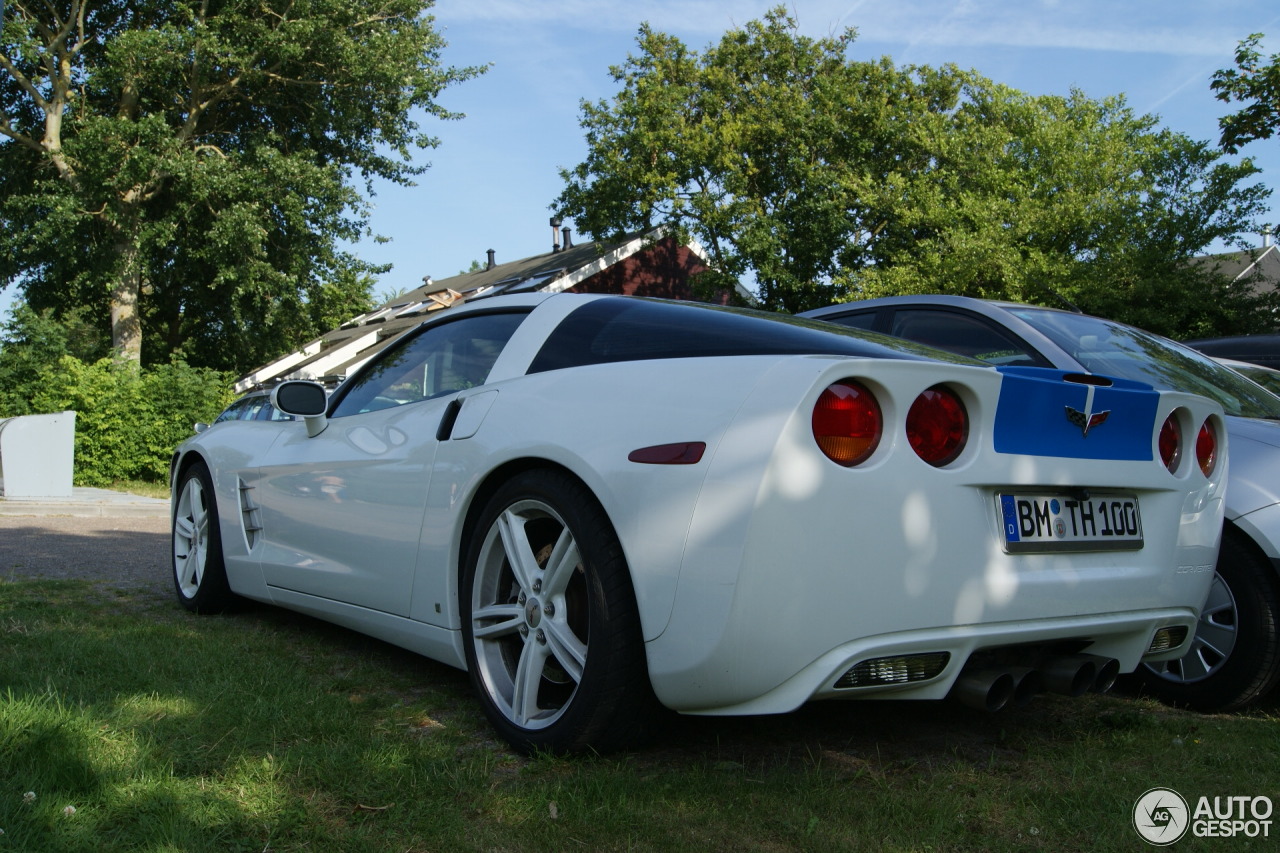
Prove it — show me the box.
[1,579,1277,852]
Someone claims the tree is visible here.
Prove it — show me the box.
[1212,33,1280,153]
[556,8,965,313]
[556,7,1273,337]
[0,1,484,371]
[0,300,107,414]
[847,85,1275,337]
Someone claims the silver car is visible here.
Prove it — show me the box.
[804,295,1280,711]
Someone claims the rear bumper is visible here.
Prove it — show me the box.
[661,607,1197,715]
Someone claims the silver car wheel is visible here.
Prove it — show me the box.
[469,497,589,731]
[1133,532,1280,711]
[1146,571,1237,683]
[173,472,212,599]
[171,461,234,613]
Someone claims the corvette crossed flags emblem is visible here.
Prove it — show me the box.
[1065,384,1110,437]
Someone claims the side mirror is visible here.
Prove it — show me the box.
[272,381,329,437]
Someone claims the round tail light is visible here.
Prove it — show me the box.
[812,381,882,466]
[1158,412,1182,473]
[907,385,968,466]
[1196,419,1217,477]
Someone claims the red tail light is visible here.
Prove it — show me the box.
[1158,412,1182,473]
[813,381,882,466]
[907,385,969,467]
[1196,419,1217,477]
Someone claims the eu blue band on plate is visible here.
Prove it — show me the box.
[1000,494,1021,543]
[993,367,1158,461]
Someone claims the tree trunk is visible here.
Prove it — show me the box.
[111,238,144,364]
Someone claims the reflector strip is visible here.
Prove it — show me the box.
[1147,626,1189,654]
[628,442,707,465]
[835,652,951,689]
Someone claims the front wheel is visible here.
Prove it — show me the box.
[461,469,656,754]
[172,461,235,613]
[1135,532,1280,711]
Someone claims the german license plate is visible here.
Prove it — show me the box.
[999,493,1143,553]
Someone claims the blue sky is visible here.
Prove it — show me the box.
[355,0,1280,296]
[3,0,1279,318]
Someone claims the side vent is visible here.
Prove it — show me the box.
[238,478,263,551]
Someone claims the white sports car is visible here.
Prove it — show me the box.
[171,293,1227,753]
[802,295,1280,711]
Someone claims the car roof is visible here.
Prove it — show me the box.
[800,293,1080,318]
[1184,334,1280,369]
[800,295,1087,370]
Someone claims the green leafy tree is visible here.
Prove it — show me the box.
[1212,33,1280,153]
[849,85,1275,337]
[0,1,483,371]
[556,8,964,313]
[556,7,1272,337]
[0,301,107,415]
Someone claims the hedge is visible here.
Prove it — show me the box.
[9,356,235,486]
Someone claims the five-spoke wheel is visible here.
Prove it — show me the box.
[172,461,234,613]
[462,469,654,753]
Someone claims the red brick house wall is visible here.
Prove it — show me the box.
[568,235,726,303]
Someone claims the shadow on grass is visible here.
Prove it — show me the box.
[220,593,1230,782]
[6,578,1277,851]
[4,573,1255,772]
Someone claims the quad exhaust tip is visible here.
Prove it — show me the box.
[951,654,1118,712]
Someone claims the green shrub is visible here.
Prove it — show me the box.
[17,356,234,486]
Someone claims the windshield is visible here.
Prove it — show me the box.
[1009,306,1280,420]
[1223,361,1280,399]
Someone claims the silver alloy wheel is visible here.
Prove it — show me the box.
[1146,571,1238,683]
[469,497,589,731]
[173,473,211,599]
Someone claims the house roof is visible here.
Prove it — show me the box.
[233,229,727,392]
[1194,241,1280,287]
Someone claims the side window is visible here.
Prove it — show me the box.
[213,397,253,424]
[257,402,296,421]
[331,312,527,418]
[243,397,270,420]
[890,309,1047,367]
[823,311,879,332]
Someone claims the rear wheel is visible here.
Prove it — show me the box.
[172,461,235,613]
[461,469,655,754]
[1135,532,1280,711]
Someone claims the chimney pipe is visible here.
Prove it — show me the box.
[486,249,496,270]
[1264,225,1274,249]
[550,217,562,253]
[562,227,573,250]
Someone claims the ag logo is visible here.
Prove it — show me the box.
[1133,787,1190,845]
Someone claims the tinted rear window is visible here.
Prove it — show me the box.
[528,297,975,373]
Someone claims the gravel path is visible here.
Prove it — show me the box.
[0,515,172,590]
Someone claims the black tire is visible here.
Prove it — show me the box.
[172,461,236,614]
[461,469,657,754]
[1134,532,1280,711]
